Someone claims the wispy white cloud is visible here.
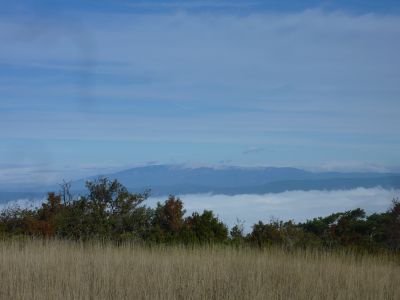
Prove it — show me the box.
[242,147,266,155]
[126,1,261,9]
[1,10,399,136]
[0,162,130,188]
[0,10,399,174]
[311,161,394,173]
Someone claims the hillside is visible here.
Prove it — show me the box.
[1,165,400,202]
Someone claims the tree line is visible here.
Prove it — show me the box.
[0,178,399,252]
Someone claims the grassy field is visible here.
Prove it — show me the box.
[0,240,399,299]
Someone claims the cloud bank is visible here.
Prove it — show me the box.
[150,188,399,230]
[2,188,398,232]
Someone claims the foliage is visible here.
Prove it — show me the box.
[184,210,228,244]
[0,178,399,252]
[151,195,185,242]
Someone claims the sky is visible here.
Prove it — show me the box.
[1,0,400,185]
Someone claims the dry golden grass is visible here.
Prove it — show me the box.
[0,240,399,300]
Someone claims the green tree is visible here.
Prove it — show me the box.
[230,218,245,245]
[184,210,228,244]
[151,195,186,242]
[249,220,284,248]
[387,198,400,251]
[55,178,150,240]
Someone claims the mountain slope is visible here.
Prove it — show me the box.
[1,165,399,202]
[69,165,399,196]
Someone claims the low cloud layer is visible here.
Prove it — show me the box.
[150,188,399,230]
[2,188,398,232]
[0,198,45,211]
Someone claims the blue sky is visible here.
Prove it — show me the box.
[1,0,400,185]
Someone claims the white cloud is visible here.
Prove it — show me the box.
[2,188,398,232]
[1,11,400,138]
[126,1,260,9]
[0,198,44,211]
[242,147,266,155]
[149,188,399,231]
[0,162,130,188]
[311,161,394,173]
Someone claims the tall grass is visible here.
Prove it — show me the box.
[0,240,399,299]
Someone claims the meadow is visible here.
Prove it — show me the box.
[0,240,399,300]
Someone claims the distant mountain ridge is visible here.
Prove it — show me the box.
[1,165,400,202]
